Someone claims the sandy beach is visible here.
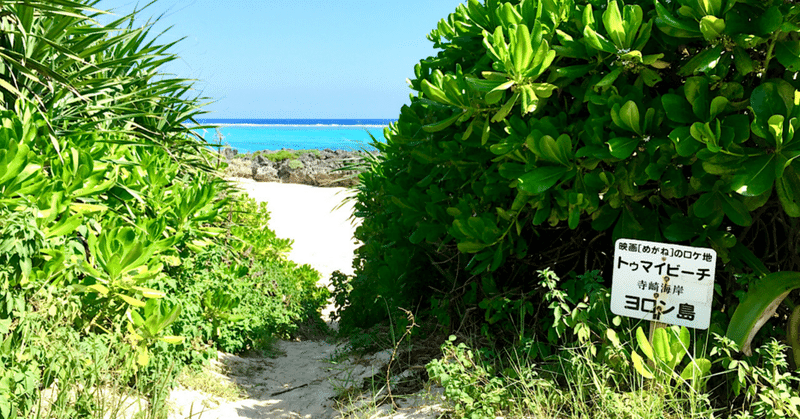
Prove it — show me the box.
[233,178,360,279]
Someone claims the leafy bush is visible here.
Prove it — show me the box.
[427,270,799,418]
[341,0,800,352]
[426,270,709,418]
[250,149,321,162]
[0,1,331,417]
[0,0,210,162]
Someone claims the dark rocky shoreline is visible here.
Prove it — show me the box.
[220,147,368,187]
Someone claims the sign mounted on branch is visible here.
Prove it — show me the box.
[610,239,717,330]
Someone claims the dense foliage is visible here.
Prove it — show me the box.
[341,0,800,341]
[0,2,328,417]
[337,0,800,415]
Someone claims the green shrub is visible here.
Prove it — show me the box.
[0,1,331,417]
[426,270,800,418]
[426,270,717,418]
[288,159,305,169]
[341,0,800,349]
[251,149,321,162]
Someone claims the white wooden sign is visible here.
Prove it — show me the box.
[610,239,717,330]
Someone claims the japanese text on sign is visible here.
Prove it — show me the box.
[610,239,716,329]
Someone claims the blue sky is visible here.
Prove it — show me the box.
[95,1,465,119]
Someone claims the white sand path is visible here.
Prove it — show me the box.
[235,180,360,279]
[168,180,443,419]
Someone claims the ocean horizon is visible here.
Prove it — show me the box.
[196,118,394,152]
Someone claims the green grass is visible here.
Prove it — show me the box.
[177,367,245,402]
[425,335,718,419]
[249,149,321,162]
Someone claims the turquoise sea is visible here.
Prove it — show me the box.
[196,119,393,153]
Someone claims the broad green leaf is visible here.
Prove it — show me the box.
[409,226,426,244]
[608,137,640,159]
[699,16,725,41]
[499,163,527,180]
[776,40,800,72]
[466,77,508,93]
[618,101,641,134]
[422,111,463,133]
[486,27,509,63]
[118,294,146,308]
[677,45,724,76]
[568,204,580,229]
[87,283,110,295]
[653,2,702,38]
[458,241,488,253]
[652,328,673,365]
[769,115,785,147]
[751,81,796,139]
[692,192,719,219]
[137,346,149,366]
[530,134,572,166]
[158,304,182,331]
[131,286,165,299]
[671,326,691,368]
[602,0,625,48]
[530,83,557,98]
[756,6,783,35]
[45,214,83,238]
[733,47,755,75]
[518,166,570,194]
[595,67,623,88]
[777,169,800,217]
[582,4,595,28]
[680,358,712,380]
[493,91,519,122]
[0,142,30,184]
[490,143,515,155]
[632,351,655,379]
[698,0,721,15]
[486,89,505,105]
[512,24,533,74]
[421,79,454,106]
[69,203,108,214]
[520,85,539,115]
[720,194,752,226]
[591,204,620,231]
[0,318,11,335]
[497,2,522,26]
[684,77,710,121]
[127,310,146,328]
[622,4,644,48]
[709,96,729,120]
[159,336,184,344]
[662,94,695,124]
[726,271,800,355]
[636,327,655,362]
[663,220,699,241]
[670,127,704,157]
[731,154,776,197]
[583,26,616,53]
[462,118,476,140]
[119,242,145,273]
[690,122,720,152]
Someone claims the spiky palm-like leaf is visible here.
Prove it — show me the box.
[0,0,216,170]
